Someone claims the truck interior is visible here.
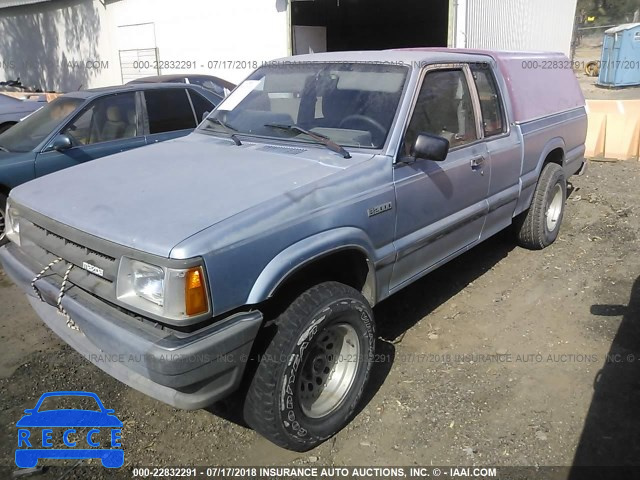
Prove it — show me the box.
[291,0,450,54]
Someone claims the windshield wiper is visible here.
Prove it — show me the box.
[0,145,9,153]
[264,124,351,159]
[203,116,242,146]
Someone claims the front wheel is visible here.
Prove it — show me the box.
[514,163,566,250]
[244,282,376,451]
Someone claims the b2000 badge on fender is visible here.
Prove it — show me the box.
[367,202,393,217]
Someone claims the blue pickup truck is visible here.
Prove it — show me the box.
[1,49,587,451]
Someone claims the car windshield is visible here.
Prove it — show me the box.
[37,395,101,412]
[198,62,409,149]
[0,96,83,153]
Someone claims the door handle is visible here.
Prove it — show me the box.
[470,156,485,169]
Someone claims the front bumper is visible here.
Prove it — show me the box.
[0,243,263,410]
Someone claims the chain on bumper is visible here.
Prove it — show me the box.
[31,256,79,331]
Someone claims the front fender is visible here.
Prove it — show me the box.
[247,227,377,305]
[0,153,37,191]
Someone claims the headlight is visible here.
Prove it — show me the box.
[5,199,21,246]
[116,257,210,321]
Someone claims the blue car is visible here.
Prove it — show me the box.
[16,391,124,468]
[0,93,47,134]
[0,83,221,241]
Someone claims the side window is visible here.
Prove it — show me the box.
[144,89,196,134]
[403,69,478,155]
[470,65,505,137]
[62,93,137,145]
[189,77,226,97]
[188,90,214,123]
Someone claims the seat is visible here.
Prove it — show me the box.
[321,90,360,126]
[99,106,127,142]
[123,109,137,138]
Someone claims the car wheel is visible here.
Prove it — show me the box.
[244,281,376,451]
[514,163,566,250]
[101,450,125,468]
[0,192,7,246]
[14,451,38,468]
[0,122,16,134]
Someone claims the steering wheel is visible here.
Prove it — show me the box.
[339,115,387,146]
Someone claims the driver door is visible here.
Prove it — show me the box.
[390,65,491,292]
[35,92,145,178]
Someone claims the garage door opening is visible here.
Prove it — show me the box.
[291,0,449,55]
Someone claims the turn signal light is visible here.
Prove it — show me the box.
[185,267,208,316]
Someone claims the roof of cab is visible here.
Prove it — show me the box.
[275,48,567,65]
[62,82,202,100]
[273,48,585,124]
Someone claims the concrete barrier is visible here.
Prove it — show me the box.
[586,100,640,160]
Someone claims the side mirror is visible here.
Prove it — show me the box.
[51,134,72,152]
[411,133,450,162]
[201,111,210,122]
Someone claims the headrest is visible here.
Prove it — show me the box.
[106,106,122,122]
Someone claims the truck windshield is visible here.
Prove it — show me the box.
[198,62,409,149]
[0,97,83,153]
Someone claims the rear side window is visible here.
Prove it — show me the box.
[470,65,505,137]
[188,90,214,123]
[144,89,196,134]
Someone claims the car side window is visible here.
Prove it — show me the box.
[189,77,226,96]
[402,69,478,155]
[470,65,505,137]
[62,93,137,146]
[144,89,196,134]
[188,90,214,123]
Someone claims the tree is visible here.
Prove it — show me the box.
[577,0,640,23]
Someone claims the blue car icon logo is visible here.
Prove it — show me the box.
[15,391,123,469]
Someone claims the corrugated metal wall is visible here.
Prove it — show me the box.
[465,0,578,55]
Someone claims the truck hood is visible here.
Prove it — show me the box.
[11,133,369,257]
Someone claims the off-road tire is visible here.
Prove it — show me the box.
[243,281,376,451]
[514,163,566,250]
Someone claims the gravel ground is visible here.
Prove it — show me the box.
[0,159,639,479]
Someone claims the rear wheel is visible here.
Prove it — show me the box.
[514,163,566,250]
[244,281,375,451]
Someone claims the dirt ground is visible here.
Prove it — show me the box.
[0,157,639,479]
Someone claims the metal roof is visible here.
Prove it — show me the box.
[605,23,640,34]
[0,0,52,9]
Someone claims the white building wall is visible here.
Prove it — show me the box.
[0,0,119,92]
[0,0,290,92]
[461,0,578,56]
[108,0,290,85]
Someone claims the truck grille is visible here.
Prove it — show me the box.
[20,219,119,302]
